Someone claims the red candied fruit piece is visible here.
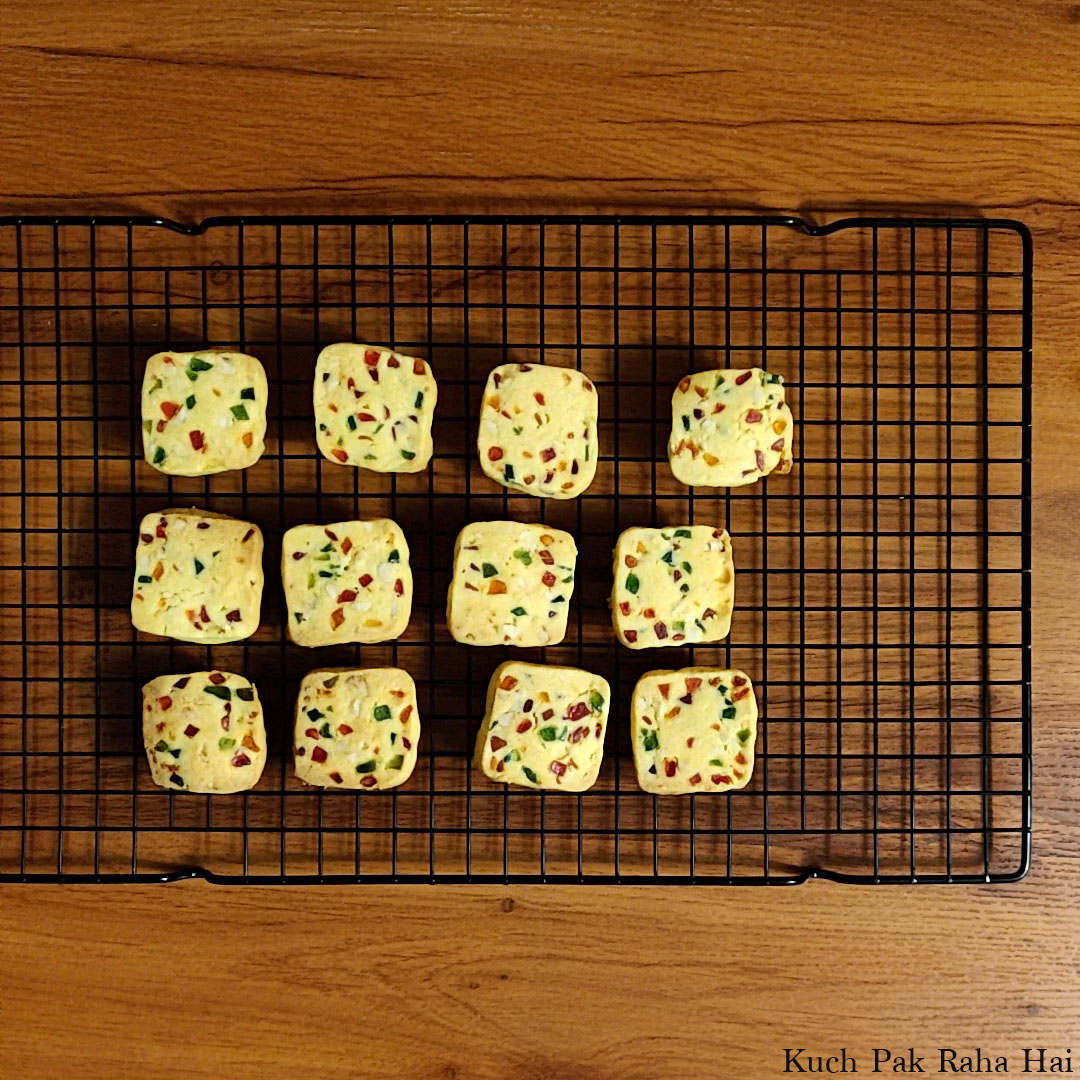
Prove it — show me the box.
[549,760,567,777]
[225,609,241,622]
[208,672,226,685]
[337,589,357,603]
[160,401,179,419]
[733,676,746,687]
[231,753,251,767]
[183,724,199,737]
[538,550,554,565]
[744,409,763,424]
[358,574,373,588]
[157,696,173,710]
[311,746,328,763]
[394,578,404,596]
[328,771,344,784]
[386,356,400,368]
[654,621,668,640]
[664,759,677,777]
[338,724,354,735]
[189,430,205,451]
[490,736,507,750]
[618,601,630,616]
[487,446,504,461]
[516,719,531,733]
[540,447,556,462]
[361,775,378,788]
[735,370,752,385]
[567,702,590,722]
[624,630,638,643]
[541,571,557,587]
[364,349,380,365]
[413,358,425,375]
[685,678,702,692]
[688,773,702,785]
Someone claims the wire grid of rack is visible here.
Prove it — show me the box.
[0,214,1031,884]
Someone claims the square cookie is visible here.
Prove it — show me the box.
[141,349,267,476]
[477,363,598,498]
[282,519,412,647]
[447,521,577,646]
[668,366,793,487]
[142,671,266,793]
[131,509,264,643]
[294,668,420,790]
[474,662,610,791]
[611,525,734,648]
[631,668,758,794]
[314,343,436,472]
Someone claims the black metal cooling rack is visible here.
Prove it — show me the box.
[0,214,1031,884]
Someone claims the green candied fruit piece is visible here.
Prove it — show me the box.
[641,729,659,752]
[373,704,391,721]
[681,414,690,431]
[203,685,231,701]
[387,549,400,563]
[722,706,736,720]
[510,606,527,617]
[513,549,532,566]
[481,563,497,578]
[522,766,538,784]
[673,528,692,538]
[219,737,236,750]
[236,688,255,702]
[588,690,605,711]
[414,391,424,409]
[400,449,416,460]
[737,728,751,743]
[187,356,213,373]
[356,760,377,774]
[152,447,166,465]
[387,754,404,770]
[193,558,205,575]
[538,726,558,741]
[625,573,639,594]
[240,387,255,400]
[230,403,249,421]
[185,395,196,409]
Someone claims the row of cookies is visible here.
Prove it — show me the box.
[132,510,735,650]
[140,346,794,493]
[142,662,759,796]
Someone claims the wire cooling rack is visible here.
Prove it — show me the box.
[0,215,1031,884]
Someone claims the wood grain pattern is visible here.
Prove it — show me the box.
[0,2,1070,1076]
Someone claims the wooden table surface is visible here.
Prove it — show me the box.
[0,3,1069,1076]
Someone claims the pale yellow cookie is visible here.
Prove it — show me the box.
[477,363,598,498]
[447,521,576,646]
[131,509,263,643]
[282,520,411,646]
[142,671,266,793]
[293,668,419,790]
[141,350,267,475]
[668,367,793,487]
[474,662,610,791]
[313,343,436,471]
[631,668,758,794]
[611,526,733,648]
